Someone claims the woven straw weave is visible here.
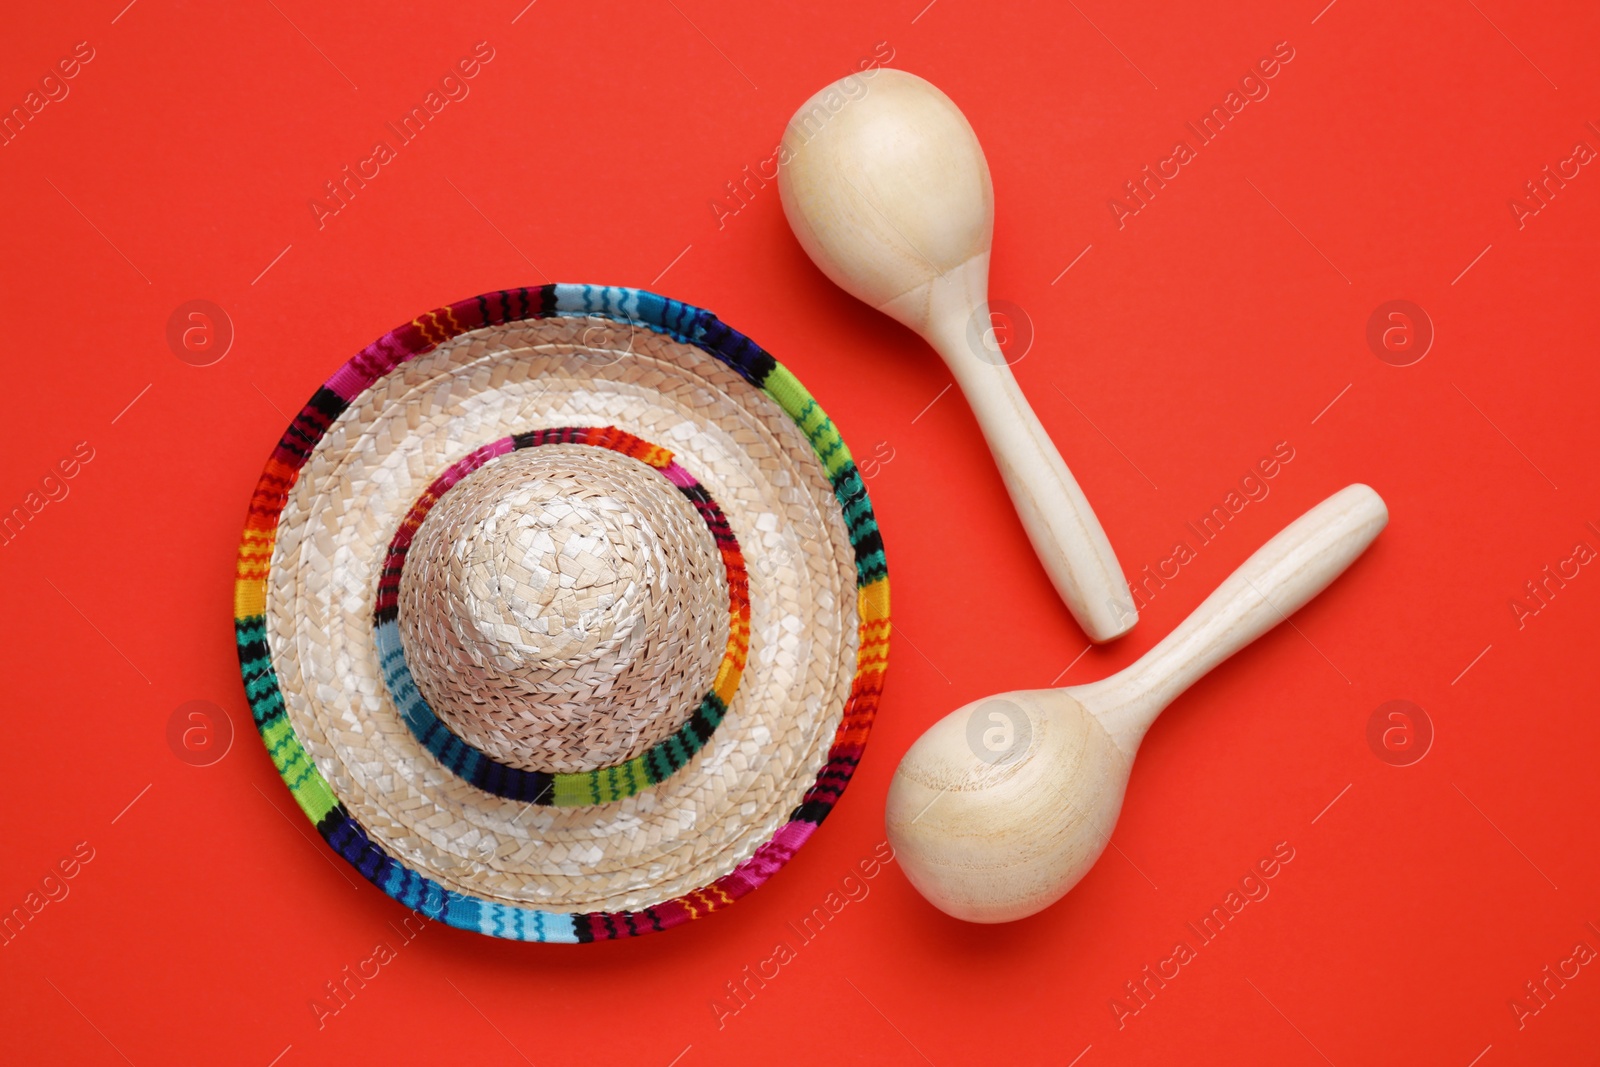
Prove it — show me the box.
[397,445,731,774]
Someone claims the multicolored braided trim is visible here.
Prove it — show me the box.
[373,425,751,805]
[233,284,890,942]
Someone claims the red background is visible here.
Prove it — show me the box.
[3,1,1597,1063]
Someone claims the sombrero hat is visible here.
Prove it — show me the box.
[234,284,890,942]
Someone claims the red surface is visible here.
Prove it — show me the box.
[3,1,1597,1063]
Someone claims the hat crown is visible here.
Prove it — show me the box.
[397,445,728,775]
[455,485,646,670]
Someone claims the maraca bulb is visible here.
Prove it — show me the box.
[885,691,1133,923]
[778,69,993,316]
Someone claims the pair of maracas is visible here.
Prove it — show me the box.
[777,71,1388,922]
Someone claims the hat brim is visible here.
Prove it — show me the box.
[234,285,889,942]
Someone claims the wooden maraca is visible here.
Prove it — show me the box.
[778,69,1136,643]
[885,484,1388,922]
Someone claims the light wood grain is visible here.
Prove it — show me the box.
[885,484,1389,922]
[778,68,1136,643]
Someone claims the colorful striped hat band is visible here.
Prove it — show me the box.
[235,285,889,941]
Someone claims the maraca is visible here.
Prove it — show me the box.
[885,484,1388,922]
[778,69,1136,643]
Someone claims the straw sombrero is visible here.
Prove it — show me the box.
[234,284,890,942]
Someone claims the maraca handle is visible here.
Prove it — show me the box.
[946,351,1137,643]
[905,264,1134,644]
[1079,483,1388,750]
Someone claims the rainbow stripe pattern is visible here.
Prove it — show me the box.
[373,425,751,805]
[233,284,890,942]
